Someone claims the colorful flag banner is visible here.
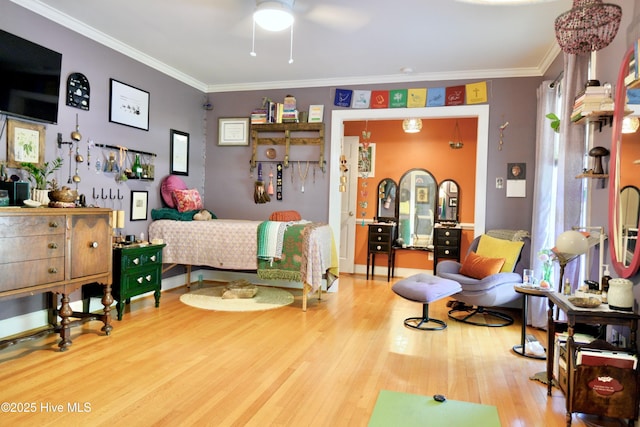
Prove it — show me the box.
[427,87,445,107]
[466,81,488,104]
[389,89,408,108]
[352,90,371,109]
[445,85,465,106]
[334,89,353,107]
[407,88,427,108]
[370,90,389,108]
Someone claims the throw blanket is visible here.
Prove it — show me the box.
[151,208,217,221]
[257,220,288,262]
[257,224,308,282]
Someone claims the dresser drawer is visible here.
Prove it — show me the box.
[0,257,65,291]
[119,265,162,296]
[369,242,392,253]
[121,247,163,269]
[0,215,65,238]
[0,234,65,263]
[435,246,460,258]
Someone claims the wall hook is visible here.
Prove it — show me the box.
[101,188,108,199]
[117,189,123,200]
[109,189,115,200]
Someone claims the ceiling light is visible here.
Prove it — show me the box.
[254,0,295,32]
[402,118,422,133]
[622,116,640,134]
[555,0,622,55]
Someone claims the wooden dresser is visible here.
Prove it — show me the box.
[0,207,113,351]
[112,243,165,320]
[433,227,462,271]
[367,223,396,281]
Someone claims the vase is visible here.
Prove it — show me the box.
[540,264,553,288]
[31,188,49,206]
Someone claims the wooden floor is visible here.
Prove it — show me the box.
[0,274,626,426]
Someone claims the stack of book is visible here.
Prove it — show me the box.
[251,96,300,124]
[250,108,268,124]
[571,85,614,122]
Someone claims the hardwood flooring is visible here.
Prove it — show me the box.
[0,274,623,426]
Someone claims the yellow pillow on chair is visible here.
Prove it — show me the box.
[475,234,524,273]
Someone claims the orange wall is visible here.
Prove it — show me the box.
[345,118,477,271]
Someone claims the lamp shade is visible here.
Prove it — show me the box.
[402,118,422,133]
[254,0,294,31]
[556,230,589,255]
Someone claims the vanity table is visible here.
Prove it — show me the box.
[367,223,396,281]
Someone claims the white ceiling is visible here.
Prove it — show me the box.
[14,0,573,93]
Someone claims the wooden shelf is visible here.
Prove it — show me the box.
[250,122,325,171]
[576,172,608,179]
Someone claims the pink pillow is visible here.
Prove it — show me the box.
[161,175,187,208]
[172,189,203,212]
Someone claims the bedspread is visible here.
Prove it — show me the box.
[148,219,337,293]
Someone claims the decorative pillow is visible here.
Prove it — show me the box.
[269,210,301,221]
[160,175,187,208]
[172,188,203,213]
[476,234,524,273]
[459,251,506,280]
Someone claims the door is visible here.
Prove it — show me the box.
[339,136,360,273]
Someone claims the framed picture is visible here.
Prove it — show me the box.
[416,186,429,203]
[170,129,189,175]
[218,118,249,146]
[109,79,150,131]
[130,190,148,221]
[6,118,45,168]
[507,162,526,180]
[449,197,458,207]
[358,143,376,178]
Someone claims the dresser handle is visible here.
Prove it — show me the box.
[48,267,58,274]
[444,250,450,255]
[377,227,382,232]
[90,241,99,248]
[150,255,156,262]
[376,245,382,250]
[133,258,140,265]
[48,243,58,249]
[146,275,152,282]
[377,236,382,241]
[444,231,450,236]
[137,277,143,284]
[445,240,451,245]
[49,222,59,228]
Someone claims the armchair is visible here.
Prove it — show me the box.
[436,230,530,327]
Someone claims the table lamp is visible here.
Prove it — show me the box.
[554,230,589,293]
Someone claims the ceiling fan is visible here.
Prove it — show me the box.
[252,0,368,32]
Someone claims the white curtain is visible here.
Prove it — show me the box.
[529,53,590,328]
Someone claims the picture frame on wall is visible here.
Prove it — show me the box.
[6,118,45,168]
[109,79,150,131]
[130,190,148,221]
[170,129,189,176]
[358,143,376,178]
[218,118,249,146]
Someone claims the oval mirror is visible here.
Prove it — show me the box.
[609,46,640,277]
[397,168,437,248]
[376,178,397,222]
[437,179,459,224]
[620,185,640,266]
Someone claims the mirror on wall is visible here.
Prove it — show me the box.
[437,179,459,223]
[397,168,437,248]
[609,45,640,277]
[376,178,397,222]
[620,185,640,266]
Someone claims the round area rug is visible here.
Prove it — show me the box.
[180,285,294,312]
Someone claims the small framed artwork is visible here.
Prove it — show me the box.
[170,129,189,175]
[416,186,430,203]
[358,143,376,178]
[109,79,150,131]
[218,118,249,146]
[507,162,526,180]
[130,190,148,221]
[449,197,458,207]
[6,118,45,168]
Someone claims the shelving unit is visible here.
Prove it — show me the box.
[250,122,325,171]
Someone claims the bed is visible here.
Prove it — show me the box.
[148,218,337,311]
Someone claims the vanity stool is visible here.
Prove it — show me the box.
[392,274,462,330]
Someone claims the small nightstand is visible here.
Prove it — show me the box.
[367,223,396,281]
[433,227,462,271]
[112,243,165,320]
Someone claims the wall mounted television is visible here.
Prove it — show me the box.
[0,29,62,124]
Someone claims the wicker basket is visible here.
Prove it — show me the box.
[221,279,258,299]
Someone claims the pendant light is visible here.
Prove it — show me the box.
[250,0,295,63]
[402,118,422,133]
[555,0,622,55]
[449,120,464,149]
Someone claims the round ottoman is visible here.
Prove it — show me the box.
[392,273,462,330]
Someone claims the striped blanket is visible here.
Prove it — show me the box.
[257,220,288,262]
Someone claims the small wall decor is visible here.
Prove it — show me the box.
[109,79,150,131]
[6,118,45,168]
[506,162,526,198]
[66,72,90,110]
[358,143,375,178]
[170,129,189,176]
[218,118,249,146]
[130,190,148,221]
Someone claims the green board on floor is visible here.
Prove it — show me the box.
[368,390,501,427]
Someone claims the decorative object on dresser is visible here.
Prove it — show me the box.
[0,208,113,352]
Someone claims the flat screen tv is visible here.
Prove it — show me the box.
[0,29,62,124]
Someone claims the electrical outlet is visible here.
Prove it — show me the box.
[496,177,504,189]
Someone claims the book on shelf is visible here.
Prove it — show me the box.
[308,104,324,123]
[577,348,637,369]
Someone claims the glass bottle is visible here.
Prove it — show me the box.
[133,154,142,178]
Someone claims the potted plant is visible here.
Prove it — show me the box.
[21,157,63,205]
